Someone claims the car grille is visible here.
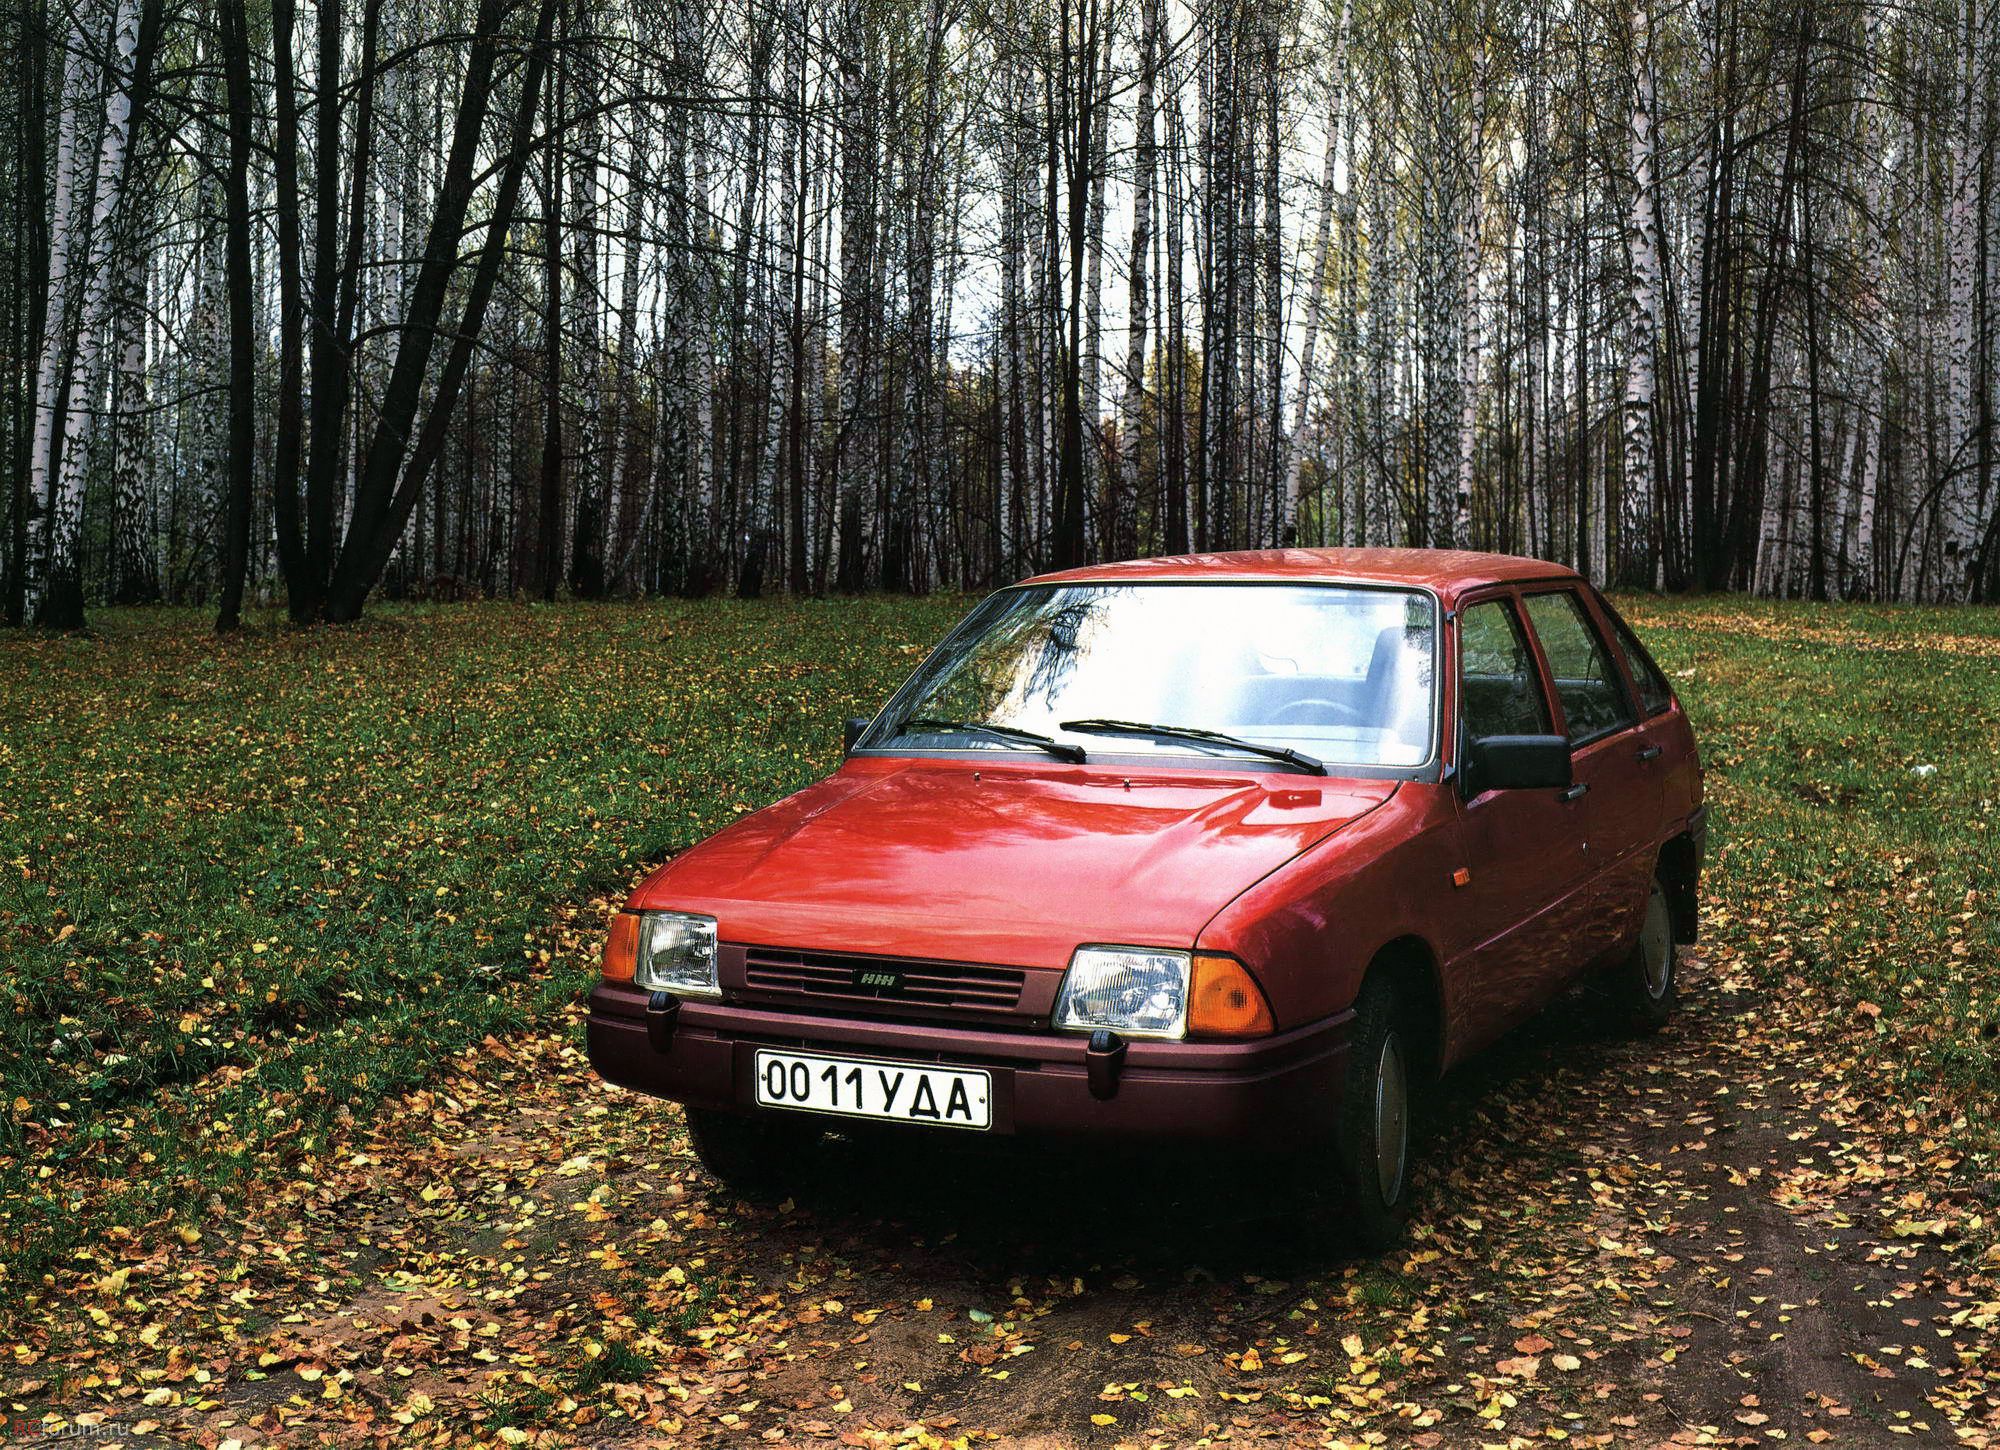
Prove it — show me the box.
[740,948,1028,1015]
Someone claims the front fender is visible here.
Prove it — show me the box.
[1196,783,1462,1035]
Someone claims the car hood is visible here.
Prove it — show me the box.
[631,758,1396,968]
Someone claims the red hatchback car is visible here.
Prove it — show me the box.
[589,549,1706,1245]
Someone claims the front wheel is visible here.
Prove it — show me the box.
[1329,974,1418,1252]
[1610,877,1678,1034]
[684,1106,823,1198]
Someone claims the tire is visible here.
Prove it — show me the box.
[1610,876,1678,1034]
[1330,973,1419,1252]
[684,1106,823,1198]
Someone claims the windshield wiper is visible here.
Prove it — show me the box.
[899,716,1087,764]
[1059,718,1326,775]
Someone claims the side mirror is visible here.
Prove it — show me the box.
[1466,734,1572,793]
[843,716,871,755]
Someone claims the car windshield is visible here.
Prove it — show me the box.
[866,583,1438,771]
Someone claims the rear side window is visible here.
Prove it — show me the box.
[1523,591,1636,743]
[1459,599,1552,739]
[1604,610,1674,716]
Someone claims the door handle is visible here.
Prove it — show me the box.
[1636,744,1663,762]
[1559,783,1590,802]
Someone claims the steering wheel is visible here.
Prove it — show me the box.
[1270,697,1365,726]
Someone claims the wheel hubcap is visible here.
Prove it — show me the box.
[1373,1031,1409,1204]
[1641,887,1673,1000]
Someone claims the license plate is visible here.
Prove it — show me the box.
[752,1048,992,1131]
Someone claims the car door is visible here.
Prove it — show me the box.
[1446,592,1595,1053]
[1591,590,1683,938]
[1520,587,1660,963]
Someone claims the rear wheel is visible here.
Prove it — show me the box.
[1610,877,1678,1033]
[1330,973,1418,1251]
[684,1106,822,1198]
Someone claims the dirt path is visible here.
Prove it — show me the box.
[7,953,1997,1448]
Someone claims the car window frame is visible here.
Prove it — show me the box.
[1588,589,1677,720]
[1452,590,1558,790]
[1515,584,1642,748]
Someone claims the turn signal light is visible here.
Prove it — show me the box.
[601,911,640,982]
[1187,953,1275,1037]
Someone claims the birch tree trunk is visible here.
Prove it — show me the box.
[1363,135,1394,547]
[1338,130,1362,545]
[1081,24,1110,555]
[1621,0,1665,586]
[568,0,606,597]
[1454,51,1486,551]
[24,18,94,621]
[999,27,1028,575]
[604,112,649,591]
[39,0,157,629]
[1846,0,1896,599]
[776,0,808,592]
[1116,0,1158,540]
[109,226,152,603]
[835,0,872,590]
[1279,0,1352,542]
[1162,59,1190,553]
[537,31,565,603]
[1941,0,1984,595]
[1259,11,1283,542]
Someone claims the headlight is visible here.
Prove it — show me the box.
[634,911,720,998]
[1054,946,1190,1039]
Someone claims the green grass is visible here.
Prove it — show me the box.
[1,594,1995,1305]
[0,597,966,1298]
[567,1337,655,1394]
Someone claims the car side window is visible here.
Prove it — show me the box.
[1459,599,1552,739]
[1522,590,1636,743]
[1604,609,1674,716]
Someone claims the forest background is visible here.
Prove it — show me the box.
[3,0,1996,629]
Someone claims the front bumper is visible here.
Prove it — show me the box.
[586,982,1351,1149]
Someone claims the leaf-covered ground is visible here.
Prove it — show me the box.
[2,596,1996,1448]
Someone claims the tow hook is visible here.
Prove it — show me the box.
[645,991,680,1052]
[1085,1029,1127,1100]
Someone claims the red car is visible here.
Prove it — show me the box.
[590,549,1705,1246]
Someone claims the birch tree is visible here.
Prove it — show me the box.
[30,0,159,629]
[1279,0,1351,543]
[1620,0,1664,586]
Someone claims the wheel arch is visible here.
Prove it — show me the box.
[1360,935,1446,1083]
[1656,831,1700,943]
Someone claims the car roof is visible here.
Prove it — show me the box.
[1023,547,1581,603]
